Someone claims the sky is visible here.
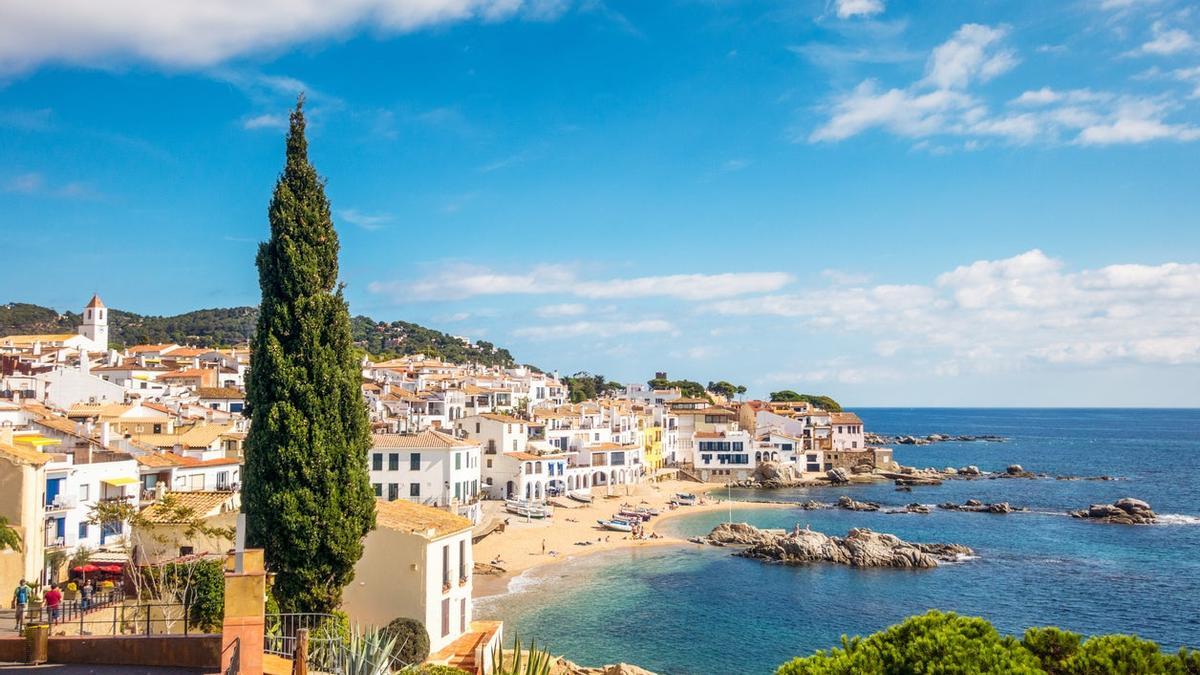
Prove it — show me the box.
[1,0,1198,407]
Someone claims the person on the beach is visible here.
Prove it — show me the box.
[541,539,546,554]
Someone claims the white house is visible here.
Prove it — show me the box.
[343,499,502,664]
[692,429,754,482]
[370,430,482,524]
[831,412,866,451]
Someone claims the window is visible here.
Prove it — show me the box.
[190,474,205,490]
[179,545,195,556]
[475,423,481,433]
[372,453,383,471]
[78,522,88,539]
[79,484,90,501]
[442,545,451,587]
[454,482,461,501]
[410,453,421,470]
[216,471,229,489]
[459,539,467,581]
[461,598,467,633]
[373,483,382,497]
[410,483,420,497]
[388,453,399,471]
[153,424,163,433]
[387,483,399,501]
[455,453,462,470]
[512,439,517,452]
[486,459,493,468]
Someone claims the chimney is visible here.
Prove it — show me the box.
[85,418,95,438]
[100,421,112,448]
[79,348,90,375]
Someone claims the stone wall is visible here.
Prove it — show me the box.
[0,634,221,669]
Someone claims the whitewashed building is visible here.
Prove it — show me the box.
[369,430,482,524]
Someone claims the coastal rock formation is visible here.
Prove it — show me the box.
[836,495,880,512]
[706,523,973,569]
[959,465,981,476]
[555,657,659,675]
[827,468,851,484]
[937,500,1019,514]
[1070,498,1156,524]
[867,433,1007,446]
[799,499,830,510]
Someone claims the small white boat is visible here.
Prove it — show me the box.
[506,499,550,519]
[617,508,652,521]
[568,491,593,504]
[597,518,634,533]
[674,493,698,506]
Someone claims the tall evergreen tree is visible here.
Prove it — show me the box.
[243,97,375,614]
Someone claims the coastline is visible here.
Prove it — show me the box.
[472,479,794,598]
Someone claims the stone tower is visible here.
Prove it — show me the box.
[78,294,108,350]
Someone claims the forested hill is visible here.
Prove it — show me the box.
[0,302,518,368]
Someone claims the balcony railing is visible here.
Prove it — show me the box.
[45,496,78,512]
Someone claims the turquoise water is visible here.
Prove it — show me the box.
[477,409,1200,674]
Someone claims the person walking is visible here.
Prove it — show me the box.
[44,584,62,625]
[11,579,30,630]
[80,580,93,611]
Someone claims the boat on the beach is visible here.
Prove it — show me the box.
[618,508,652,521]
[506,499,551,518]
[568,491,593,504]
[673,493,698,506]
[597,518,635,532]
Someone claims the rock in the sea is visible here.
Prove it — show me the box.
[1071,498,1156,524]
[826,467,851,483]
[938,500,1019,514]
[711,523,973,569]
[943,467,958,475]
[753,461,782,482]
[1006,464,1024,475]
[959,465,981,476]
[799,500,830,510]
[837,495,880,512]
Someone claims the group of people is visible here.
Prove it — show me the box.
[10,577,116,629]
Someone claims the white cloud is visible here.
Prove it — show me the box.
[708,249,1200,369]
[1136,22,1196,56]
[513,319,674,341]
[369,265,793,301]
[338,208,392,230]
[3,171,98,198]
[821,269,872,285]
[0,0,572,73]
[242,114,288,130]
[535,303,586,318]
[834,0,885,20]
[921,24,1017,91]
[809,23,1200,147]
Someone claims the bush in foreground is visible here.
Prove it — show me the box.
[382,616,431,667]
[777,611,1199,675]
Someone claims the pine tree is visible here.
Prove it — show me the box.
[243,97,375,614]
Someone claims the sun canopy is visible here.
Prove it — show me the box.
[14,436,61,447]
[101,476,138,486]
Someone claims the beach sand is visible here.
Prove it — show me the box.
[472,479,792,597]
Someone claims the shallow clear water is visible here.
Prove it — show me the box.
[478,409,1200,675]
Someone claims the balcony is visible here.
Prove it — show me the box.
[45,496,78,512]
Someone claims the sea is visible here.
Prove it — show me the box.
[476,409,1200,675]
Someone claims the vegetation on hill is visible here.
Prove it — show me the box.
[563,371,624,403]
[768,390,843,411]
[243,99,375,614]
[0,302,516,367]
[647,377,707,399]
[776,610,1199,674]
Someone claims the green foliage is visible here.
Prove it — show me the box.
[491,634,553,675]
[243,98,376,614]
[562,372,622,403]
[164,559,224,632]
[706,381,741,399]
[399,666,471,675]
[0,516,22,552]
[350,315,516,368]
[768,390,842,411]
[344,624,400,675]
[776,610,1044,675]
[308,611,353,672]
[647,377,708,399]
[45,550,68,581]
[1023,627,1083,674]
[382,616,431,667]
[778,612,1200,675]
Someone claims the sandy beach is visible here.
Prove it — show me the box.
[472,479,793,597]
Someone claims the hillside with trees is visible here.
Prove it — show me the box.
[0,302,517,368]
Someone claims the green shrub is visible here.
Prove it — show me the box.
[382,616,431,667]
[1023,626,1083,674]
[490,634,553,675]
[776,610,1044,674]
[398,666,470,675]
[1062,634,1176,675]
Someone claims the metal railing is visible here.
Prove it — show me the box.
[1,593,196,637]
[265,613,347,673]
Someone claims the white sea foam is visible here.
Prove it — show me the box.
[1156,514,1200,525]
[505,567,545,594]
[941,553,981,565]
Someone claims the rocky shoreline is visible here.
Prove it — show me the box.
[1070,498,1157,525]
[696,522,973,568]
[866,432,1007,446]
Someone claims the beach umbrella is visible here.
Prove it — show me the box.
[100,565,123,574]
[72,564,99,573]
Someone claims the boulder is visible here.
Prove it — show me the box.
[938,500,1020,514]
[965,499,982,507]
[944,467,958,475]
[799,500,830,510]
[1072,498,1156,524]
[826,468,851,484]
[753,461,782,483]
[718,523,973,569]
[959,465,981,476]
[1006,464,1024,475]
[837,495,880,512]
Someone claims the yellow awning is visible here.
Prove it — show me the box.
[101,477,138,486]
[14,436,61,447]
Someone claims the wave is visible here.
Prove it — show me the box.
[1156,514,1200,525]
[941,553,981,565]
[506,567,545,594]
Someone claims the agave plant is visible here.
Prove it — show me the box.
[342,625,401,675]
[489,634,553,675]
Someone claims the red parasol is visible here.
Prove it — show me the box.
[72,564,99,573]
[99,565,123,574]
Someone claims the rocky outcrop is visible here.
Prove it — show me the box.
[826,467,851,484]
[836,495,880,512]
[937,500,1020,514]
[555,657,659,675]
[867,433,1007,446]
[705,523,973,569]
[799,499,830,510]
[1070,498,1156,525]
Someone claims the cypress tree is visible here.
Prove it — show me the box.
[243,97,375,614]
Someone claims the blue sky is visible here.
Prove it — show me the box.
[2,0,1198,406]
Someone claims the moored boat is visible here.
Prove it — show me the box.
[618,508,652,521]
[596,518,635,532]
[506,499,551,518]
[674,493,698,506]
[568,491,593,504]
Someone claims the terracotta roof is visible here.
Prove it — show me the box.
[164,348,209,358]
[174,455,241,468]
[127,344,180,354]
[66,402,131,419]
[0,333,80,344]
[132,422,235,449]
[85,294,106,309]
[371,430,475,449]
[374,499,472,539]
[479,413,525,424]
[160,368,208,380]
[197,387,244,399]
[139,491,239,523]
[136,453,184,468]
[831,412,863,425]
